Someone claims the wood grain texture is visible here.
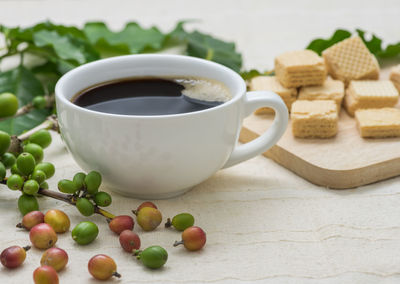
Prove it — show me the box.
[240,108,400,188]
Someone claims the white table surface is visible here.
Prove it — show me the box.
[1,0,400,283]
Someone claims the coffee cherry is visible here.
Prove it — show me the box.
[2,152,16,168]
[84,171,102,194]
[32,170,46,184]
[76,198,95,216]
[35,162,55,179]
[33,265,59,284]
[7,174,23,190]
[93,191,112,207]
[23,143,44,163]
[40,181,49,189]
[57,179,77,194]
[44,209,70,233]
[17,152,36,176]
[88,254,121,280]
[165,213,195,231]
[29,129,52,149]
[174,226,206,251]
[72,172,86,189]
[1,245,30,268]
[17,210,44,230]
[0,161,5,180]
[23,179,40,195]
[32,96,47,109]
[71,221,99,245]
[135,246,168,269]
[40,248,68,272]
[11,164,23,175]
[119,230,141,252]
[108,215,134,235]
[0,130,11,156]
[137,207,162,231]
[0,93,18,118]
[18,194,39,215]
[30,223,58,249]
[132,201,157,215]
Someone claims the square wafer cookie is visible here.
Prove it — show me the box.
[298,78,344,109]
[249,76,297,114]
[389,64,400,92]
[344,80,399,116]
[291,100,338,138]
[355,108,400,138]
[322,37,380,85]
[275,50,326,88]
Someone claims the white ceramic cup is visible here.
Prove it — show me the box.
[55,54,288,199]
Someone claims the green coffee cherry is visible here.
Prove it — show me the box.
[84,171,102,195]
[18,194,39,215]
[72,172,86,189]
[76,198,95,216]
[11,164,23,175]
[0,93,19,118]
[32,96,46,109]
[2,152,16,168]
[31,170,46,184]
[0,162,5,180]
[23,143,43,163]
[29,129,52,148]
[7,174,24,190]
[0,130,11,156]
[16,152,36,176]
[58,179,77,194]
[23,179,40,195]
[165,213,195,231]
[136,246,168,269]
[34,162,55,179]
[40,181,49,189]
[93,192,112,207]
[71,221,99,245]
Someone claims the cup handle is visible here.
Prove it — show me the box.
[222,90,289,169]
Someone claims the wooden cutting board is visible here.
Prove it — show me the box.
[240,109,400,189]
[240,66,400,189]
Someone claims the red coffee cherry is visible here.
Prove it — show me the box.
[40,248,68,272]
[132,201,157,215]
[174,226,206,251]
[1,245,30,268]
[30,223,58,249]
[88,254,121,280]
[119,230,141,252]
[44,209,70,233]
[17,210,44,230]
[33,265,59,284]
[108,215,134,235]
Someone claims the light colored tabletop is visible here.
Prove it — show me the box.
[1,0,400,283]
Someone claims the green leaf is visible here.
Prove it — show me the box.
[356,29,383,54]
[0,66,50,134]
[168,22,242,72]
[33,30,91,64]
[240,69,274,81]
[83,22,166,56]
[306,29,352,55]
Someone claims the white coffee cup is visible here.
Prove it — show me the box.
[55,54,288,199]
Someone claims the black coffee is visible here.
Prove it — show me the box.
[72,76,231,115]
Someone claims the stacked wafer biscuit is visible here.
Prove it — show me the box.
[248,35,400,139]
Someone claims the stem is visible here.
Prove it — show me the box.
[165,218,172,228]
[22,246,31,252]
[112,272,121,278]
[37,188,116,219]
[173,240,184,247]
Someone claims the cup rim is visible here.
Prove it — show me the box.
[55,54,246,119]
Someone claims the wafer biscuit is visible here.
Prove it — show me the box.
[355,108,400,138]
[249,76,297,114]
[298,78,344,110]
[291,100,338,138]
[344,80,399,116]
[322,37,380,85]
[389,64,400,92]
[275,50,326,88]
